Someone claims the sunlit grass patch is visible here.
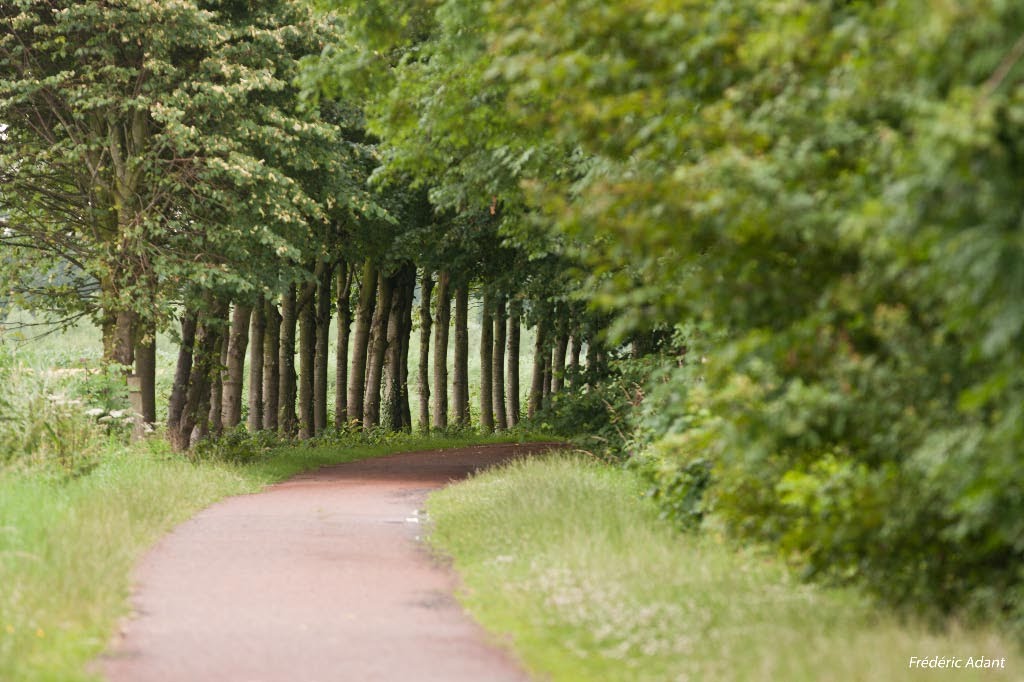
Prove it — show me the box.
[427,454,1022,681]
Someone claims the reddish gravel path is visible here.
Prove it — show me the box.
[99,442,563,682]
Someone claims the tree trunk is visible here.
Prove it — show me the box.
[334,262,351,428]
[552,326,569,395]
[528,319,548,418]
[347,259,378,424]
[247,304,266,432]
[542,346,553,409]
[278,284,298,436]
[417,269,434,432]
[363,270,394,429]
[492,297,507,431]
[175,301,227,450]
[479,292,494,433]
[263,300,281,432]
[432,271,451,430]
[102,308,135,367]
[382,265,414,431]
[297,279,317,440]
[567,333,582,389]
[399,285,413,431]
[506,300,521,427]
[314,264,333,435]
[222,303,252,430]
[206,329,228,438]
[167,312,198,451]
[452,284,470,425]
[133,321,157,426]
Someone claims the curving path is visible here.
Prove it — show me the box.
[99,442,563,682]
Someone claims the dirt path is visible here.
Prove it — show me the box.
[99,442,563,682]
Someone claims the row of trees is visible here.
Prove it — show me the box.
[0,1,602,449]
[303,0,1024,629]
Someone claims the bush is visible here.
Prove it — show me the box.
[0,348,108,478]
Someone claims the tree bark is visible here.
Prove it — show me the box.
[567,332,582,389]
[133,320,157,426]
[247,303,266,432]
[167,312,198,451]
[552,325,569,395]
[206,328,228,438]
[382,265,414,431]
[297,279,317,440]
[528,318,548,418]
[334,262,351,428]
[452,284,470,426]
[222,303,252,430]
[347,259,378,424]
[263,300,281,432]
[175,300,227,450]
[417,269,434,432]
[506,300,521,427]
[479,292,494,433]
[363,270,394,429]
[278,284,298,436]
[398,284,413,431]
[492,297,507,431]
[314,264,333,435]
[432,271,451,429]
[542,346,553,409]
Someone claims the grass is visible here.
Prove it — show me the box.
[0,431,531,682]
[426,454,1022,681]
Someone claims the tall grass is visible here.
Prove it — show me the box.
[427,455,1022,681]
[0,431,532,682]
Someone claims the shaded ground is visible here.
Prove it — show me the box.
[99,442,564,682]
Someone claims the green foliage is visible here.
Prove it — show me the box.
[319,0,1024,630]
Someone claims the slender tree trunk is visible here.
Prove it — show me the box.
[206,329,228,438]
[347,259,377,424]
[542,346,553,408]
[492,297,507,431]
[506,300,521,427]
[133,321,157,425]
[399,286,413,431]
[382,265,414,430]
[278,284,298,436]
[452,285,470,425]
[334,262,351,428]
[567,333,582,389]
[167,312,198,451]
[417,269,434,432]
[479,292,494,433]
[297,279,316,440]
[432,271,451,429]
[263,300,281,432]
[552,325,569,395]
[222,303,252,430]
[176,301,228,450]
[314,264,333,435]
[528,319,548,418]
[363,270,394,429]
[247,304,266,432]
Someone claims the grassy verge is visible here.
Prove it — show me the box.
[0,432,527,682]
[427,454,1021,682]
